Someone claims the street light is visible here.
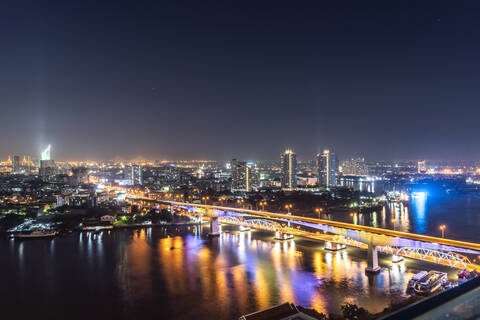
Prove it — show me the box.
[218,197,223,206]
[259,201,267,211]
[440,225,446,238]
[237,199,245,208]
[315,208,323,219]
[202,196,209,205]
[285,204,293,228]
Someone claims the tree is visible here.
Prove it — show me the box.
[340,303,371,320]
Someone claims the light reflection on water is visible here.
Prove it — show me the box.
[114,226,431,318]
[0,226,459,320]
[318,194,480,243]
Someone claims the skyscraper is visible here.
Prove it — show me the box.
[39,145,56,179]
[231,159,259,192]
[41,145,51,161]
[12,155,20,173]
[131,165,143,185]
[418,160,427,173]
[280,149,297,190]
[318,149,336,187]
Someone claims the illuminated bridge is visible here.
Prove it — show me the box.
[128,196,480,273]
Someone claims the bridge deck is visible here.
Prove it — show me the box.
[162,200,480,252]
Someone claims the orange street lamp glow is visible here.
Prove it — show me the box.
[440,225,446,238]
[391,219,397,231]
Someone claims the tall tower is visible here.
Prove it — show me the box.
[39,145,55,179]
[280,149,297,190]
[131,165,143,185]
[41,145,51,161]
[318,149,336,187]
[231,159,258,192]
[12,155,20,173]
[418,160,427,173]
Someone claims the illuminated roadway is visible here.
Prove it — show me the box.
[126,195,480,271]
[161,200,480,253]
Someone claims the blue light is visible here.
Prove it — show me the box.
[411,191,427,198]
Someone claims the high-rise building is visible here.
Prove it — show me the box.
[318,149,336,187]
[71,167,89,185]
[245,162,259,192]
[231,159,259,192]
[41,145,51,161]
[39,160,56,177]
[418,160,427,173]
[280,149,297,190]
[341,158,368,176]
[12,155,20,173]
[39,145,55,179]
[131,165,143,185]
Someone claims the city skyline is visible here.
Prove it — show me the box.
[3,2,480,320]
[2,1,480,161]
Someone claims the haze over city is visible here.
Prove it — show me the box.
[2,1,480,161]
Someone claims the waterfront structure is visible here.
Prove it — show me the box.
[318,149,336,187]
[231,159,259,192]
[12,155,20,173]
[280,149,297,190]
[342,158,368,176]
[418,160,427,173]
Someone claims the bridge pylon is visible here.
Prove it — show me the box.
[208,216,220,237]
[366,242,381,274]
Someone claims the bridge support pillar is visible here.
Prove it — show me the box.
[366,244,381,273]
[208,216,220,237]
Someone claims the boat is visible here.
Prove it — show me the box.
[274,231,294,240]
[407,271,428,291]
[13,230,58,239]
[239,225,251,231]
[458,269,479,282]
[414,271,447,295]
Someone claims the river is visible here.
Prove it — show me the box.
[2,194,479,319]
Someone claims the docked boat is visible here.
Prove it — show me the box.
[407,271,428,291]
[239,225,251,231]
[274,231,294,240]
[13,230,58,239]
[458,269,479,282]
[414,271,447,295]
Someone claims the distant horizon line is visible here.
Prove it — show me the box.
[1,155,479,164]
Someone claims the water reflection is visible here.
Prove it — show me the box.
[411,195,427,234]
[0,226,456,320]
[119,227,430,317]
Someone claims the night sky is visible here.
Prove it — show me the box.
[2,1,480,161]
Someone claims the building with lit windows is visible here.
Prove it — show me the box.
[318,149,336,187]
[341,158,368,176]
[131,165,143,185]
[231,159,259,192]
[418,160,427,173]
[280,149,297,190]
[12,155,20,173]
